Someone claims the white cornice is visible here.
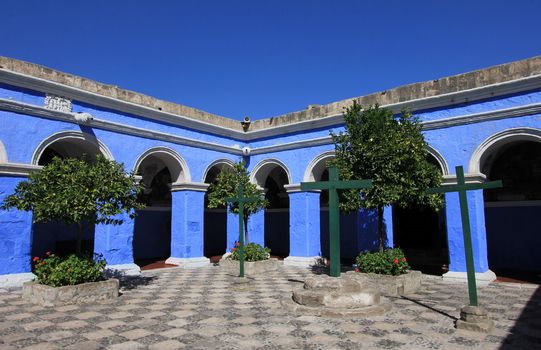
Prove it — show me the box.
[284,183,321,193]
[0,163,41,177]
[171,182,210,192]
[442,173,487,185]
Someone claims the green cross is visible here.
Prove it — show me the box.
[225,184,260,278]
[427,165,502,306]
[301,166,373,277]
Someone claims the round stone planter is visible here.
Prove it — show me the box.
[220,257,280,275]
[355,270,422,297]
[22,279,119,307]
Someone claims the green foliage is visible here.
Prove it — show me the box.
[32,252,106,287]
[229,242,270,262]
[355,248,410,276]
[206,161,267,242]
[1,155,144,226]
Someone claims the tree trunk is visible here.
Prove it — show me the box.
[243,214,249,244]
[76,222,83,256]
[377,206,385,253]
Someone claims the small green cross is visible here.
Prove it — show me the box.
[427,165,502,306]
[301,166,373,277]
[225,184,260,278]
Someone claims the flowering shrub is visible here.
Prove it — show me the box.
[229,242,270,262]
[32,252,107,287]
[355,248,410,276]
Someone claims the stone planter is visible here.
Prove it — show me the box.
[220,257,280,275]
[22,279,119,307]
[356,270,422,297]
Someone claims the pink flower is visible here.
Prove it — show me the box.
[355,268,359,272]
[402,257,406,262]
[32,257,39,263]
[45,251,52,257]
[393,259,398,264]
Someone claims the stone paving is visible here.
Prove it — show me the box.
[0,265,540,349]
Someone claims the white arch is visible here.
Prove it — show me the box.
[31,130,114,165]
[202,158,235,183]
[133,146,191,183]
[0,139,7,163]
[250,158,292,187]
[426,145,449,175]
[468,127,541,174]
[303,151,335,182]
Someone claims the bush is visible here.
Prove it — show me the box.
[32,252,107,287]
[355,248,410,276]
[229,242,270,262]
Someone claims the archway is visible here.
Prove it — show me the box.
[481,140,541,275]
[392,153,449,275]
[252,160,291,258]
[203,160,233,262]
[132,147,187,269]
[31,132,110,259]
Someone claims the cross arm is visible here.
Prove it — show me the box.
[426,180,503,194]
[335,180,373,190]
[300,182,330,191]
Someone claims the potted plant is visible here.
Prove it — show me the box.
[1,155,143,306]
[221,241,279,274]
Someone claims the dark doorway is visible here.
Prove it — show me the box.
[204,165,228,262]
[264,166,290,258]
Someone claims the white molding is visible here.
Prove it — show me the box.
[201,158,235,182]
[442,173,487,185]
[165,256,210,268]
[104,263,141,277]
[133,146,191,183]
[0,140,7,163]
[0,69,245,139]
[442,270,497,285]
[303,150,336,182]
[250,136,334,155]
[31,130,114,165]
[284,183,321,193]
[250,158,293,187]
[284,256,322,268]
[426,145,449,175]
[171,182,209,192]
[0,272,36,287]
[468,127,541,174]
[0,162,41,177]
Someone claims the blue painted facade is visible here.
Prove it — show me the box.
[1,58,540,280]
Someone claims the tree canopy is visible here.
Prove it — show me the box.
[331,102,443,252]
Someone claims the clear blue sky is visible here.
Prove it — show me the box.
[1,0,541,120]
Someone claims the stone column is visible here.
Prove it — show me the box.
[443,173,495,284]
[0,176,34,286]
[284,184,321,267]
[166,182,210,268]
[94,212,140,276]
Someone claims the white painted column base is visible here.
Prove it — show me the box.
[442,270,497,285]
[284,256,322,268]
[166,257,210,268]
[0,272,36,288]
[105,263,141,277]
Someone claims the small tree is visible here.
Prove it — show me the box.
[331,102,443,253]
[1,155,144,255]
[206,161,267,243]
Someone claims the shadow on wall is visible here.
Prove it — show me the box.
[320,208,379,261]
[501,285,541,349]
[31,222,95,258]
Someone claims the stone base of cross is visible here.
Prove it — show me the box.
[301,166,372,277]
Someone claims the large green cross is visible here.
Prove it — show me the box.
[427,165,502,306]
[225,185,260,278]
[301,166,373,277]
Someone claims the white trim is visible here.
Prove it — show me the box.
[0,272,36,287]
[442,173,487,185]
[426,145,449,175]
[250,136,334,155]
[0,139,7,163]
[104,263,141,277]
[31,130,114,165]
[303,150,335,182]
[0,162,41,177]
[284,256,322,268]
[468,127,541,174]
[201,158,235,183]
[165,256,210,268]
[133,146,191,183]
[171,182,209,192]
[442,270,496,285]
[250,158,293,187]
[284,183,321,193]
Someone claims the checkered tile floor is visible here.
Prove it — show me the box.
[0,265,540,349]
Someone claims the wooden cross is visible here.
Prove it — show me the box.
[225,184,260,278]
[427,165,502,306]
[301,166,373,277]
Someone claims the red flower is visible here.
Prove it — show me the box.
[32,257,39,262]
[45,251,52,257]
[236,242,240,247]
[393,259,398,264]
[402,257,407,262]
[232,247,236,251]
[355,268,359,272]
[40,261,45,265]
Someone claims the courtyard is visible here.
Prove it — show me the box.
[0,265,539,350]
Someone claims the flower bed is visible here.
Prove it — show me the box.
[221,242,279,275]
